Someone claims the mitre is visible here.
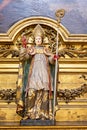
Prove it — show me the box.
[33,24,45,38]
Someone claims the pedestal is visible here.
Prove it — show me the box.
[20,119,55,126]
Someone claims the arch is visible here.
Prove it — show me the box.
[7,16,69,42]
[0,16,87,43]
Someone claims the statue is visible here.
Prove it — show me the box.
[16,24,58,124]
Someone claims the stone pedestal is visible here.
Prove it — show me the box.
[20,119,55,126]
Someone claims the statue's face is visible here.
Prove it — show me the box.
[35,36,42,45]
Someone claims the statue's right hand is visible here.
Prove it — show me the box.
[27,46,35,55]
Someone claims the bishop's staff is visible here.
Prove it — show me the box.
[53,9,65,120]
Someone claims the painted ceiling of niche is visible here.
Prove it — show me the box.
[0,0,87,34]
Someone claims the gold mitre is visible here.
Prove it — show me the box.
[33,24,45,38]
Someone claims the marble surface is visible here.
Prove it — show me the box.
[0,0,87,34]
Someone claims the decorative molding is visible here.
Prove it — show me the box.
[0,125,87,129]
[0,58,87,73]
[0,16,87,44]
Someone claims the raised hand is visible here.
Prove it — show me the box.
[27,46,35,55]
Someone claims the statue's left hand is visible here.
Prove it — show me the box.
[44,47,53,56]
[53,54,60,60]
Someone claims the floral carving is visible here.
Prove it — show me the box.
[0,82,87,104]
[57,84,87,103]
[0,89,16,103]
[57,44,87,58]
[0,45,19,58]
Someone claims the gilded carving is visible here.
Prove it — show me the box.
[0,33,87,59]
[0,45,19,58]
[0,78,87,104]
[58,74,87,103]
[0,89,16,103]
[58,44,87,58]
[0,109,6,120]
[80,74,87,80]
[58,83,87,103]
[55,9,65,26]
[14,25,57,54]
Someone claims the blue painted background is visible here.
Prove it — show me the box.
[0,0,87,34]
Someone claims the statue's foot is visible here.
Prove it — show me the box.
[22,115,29,120]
